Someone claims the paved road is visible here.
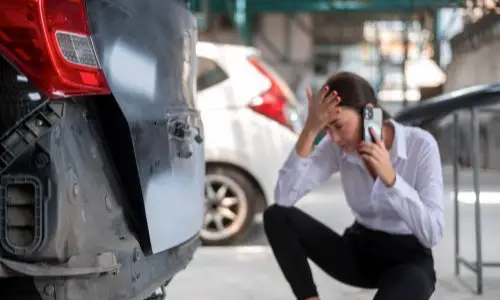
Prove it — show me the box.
[167,167,500,299]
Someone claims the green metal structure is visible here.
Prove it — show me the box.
[190,0,464,13]
[190,0,465,46]
[189,0,469,106]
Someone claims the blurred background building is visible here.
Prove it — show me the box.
[189,0,500,112]
[165,2,500,298]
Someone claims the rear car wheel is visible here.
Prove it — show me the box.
[201,166,256,246]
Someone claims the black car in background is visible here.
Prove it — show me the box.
[395,84,500,170]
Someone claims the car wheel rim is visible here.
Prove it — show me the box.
[201,174,248,242]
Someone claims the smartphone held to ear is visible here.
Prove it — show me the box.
[362,107,383,143]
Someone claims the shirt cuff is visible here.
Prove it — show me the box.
[284,148,312,170]
[377,173,420,209]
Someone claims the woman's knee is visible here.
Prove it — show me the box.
[263,204,289,226]
[263,204,299,234]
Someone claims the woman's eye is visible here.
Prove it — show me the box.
[335,124,342,130]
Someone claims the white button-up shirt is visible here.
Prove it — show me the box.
[274,120,444,248]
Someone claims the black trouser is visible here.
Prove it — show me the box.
[263,204,436,300]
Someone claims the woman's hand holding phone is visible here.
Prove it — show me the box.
[357,128,396,187]
[304,86,341,134]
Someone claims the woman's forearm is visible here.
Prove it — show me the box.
[274,126,340,207]
[295,124,321,158]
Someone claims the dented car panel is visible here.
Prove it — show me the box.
[85,0,204,254]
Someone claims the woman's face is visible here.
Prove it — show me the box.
[325,107,361,153]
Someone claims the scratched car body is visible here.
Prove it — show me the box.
[0,0,204,299]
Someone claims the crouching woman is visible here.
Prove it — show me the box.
[264,72,444,300]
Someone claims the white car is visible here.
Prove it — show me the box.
[196,42,303,245]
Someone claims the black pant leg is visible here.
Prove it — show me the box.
[263,204,377,300]
[373,259,436,300]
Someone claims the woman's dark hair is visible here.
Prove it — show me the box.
[325,71,391,120]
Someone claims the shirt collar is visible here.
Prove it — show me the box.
[343,119,407,164]
[389,119,407,160]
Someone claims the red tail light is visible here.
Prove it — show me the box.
[247,57,293,131]
[0,0,110,99]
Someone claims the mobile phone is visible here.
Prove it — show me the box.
[362,107,383,143]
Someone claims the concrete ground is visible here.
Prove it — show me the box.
[167,167,500,299]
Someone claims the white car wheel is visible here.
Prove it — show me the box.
[201,166,256,245]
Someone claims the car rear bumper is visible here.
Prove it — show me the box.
[0,233,200,300]
[0,99,201,299]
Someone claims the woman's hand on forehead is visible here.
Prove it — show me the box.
[305,86,342,132]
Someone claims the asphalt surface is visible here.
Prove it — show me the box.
[167,166,500,299]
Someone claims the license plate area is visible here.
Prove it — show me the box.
[142,110,205,254]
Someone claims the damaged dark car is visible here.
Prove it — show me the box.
[0,0,204,299]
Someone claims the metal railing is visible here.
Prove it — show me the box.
[395,83,500,295]
[451,106,500,295]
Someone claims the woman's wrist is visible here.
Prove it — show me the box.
[382,169,397,188]
[296,124,322,158]
[303,121,322,136]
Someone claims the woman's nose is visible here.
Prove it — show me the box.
[332,135,342,144]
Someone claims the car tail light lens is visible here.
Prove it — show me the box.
[0,0,110,99]
[247,57,293,131]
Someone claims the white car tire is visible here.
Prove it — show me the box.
[201,166,257,246]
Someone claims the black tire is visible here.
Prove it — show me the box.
[201,165,257,246]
